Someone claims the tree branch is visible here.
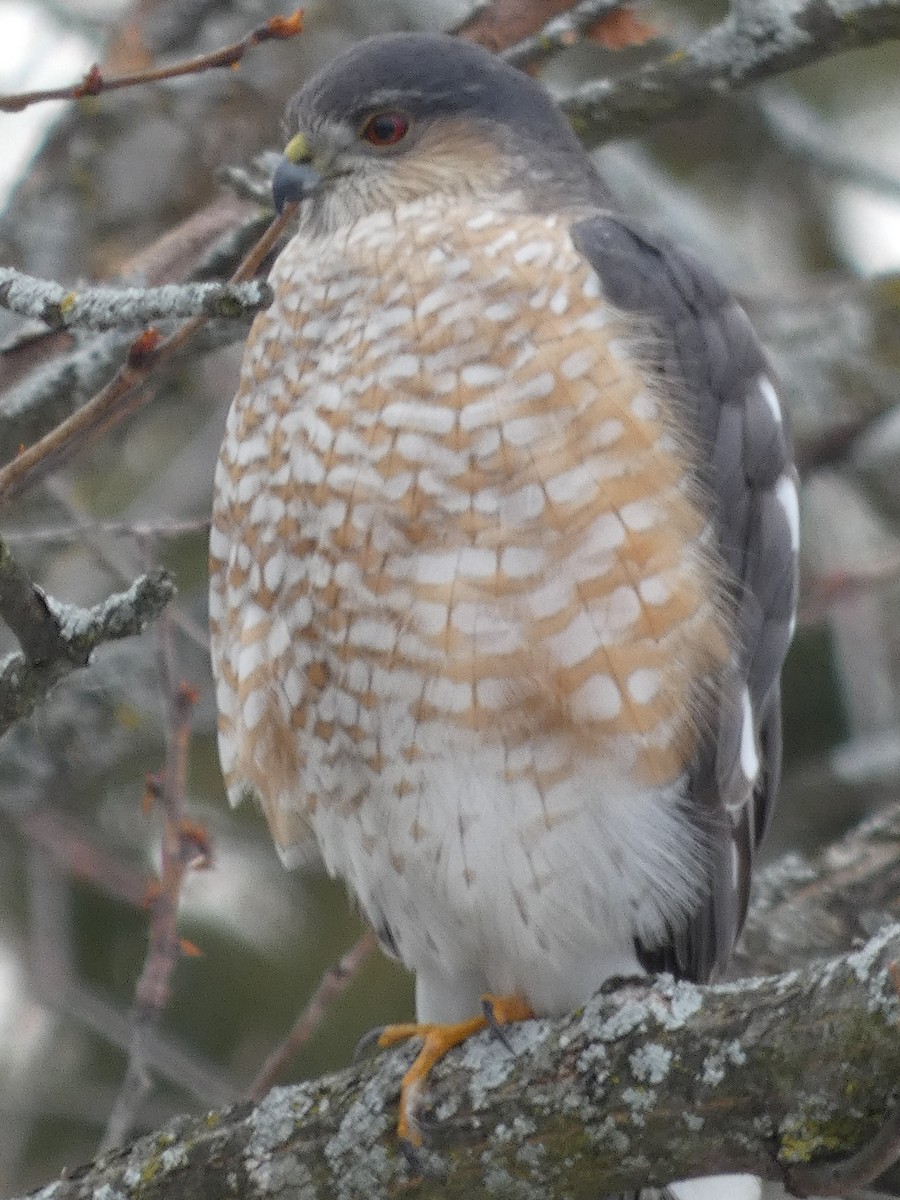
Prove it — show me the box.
[0,317,258,473]
[10,921,899,1200]
[247,931,378,1103]
[561,0,900,145]
[0,9,304,112]
[500,0,638,67]
[735,802,900,976]
[0,539,175,736]
[101,671,205,1152]
[0,269,272,330]
[757,88,900,204]
[0,204,296,508]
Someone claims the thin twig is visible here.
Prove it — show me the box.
[21,809,154,909]
[0,10,304,112]
[0,270,272,330]
[64,977,236,1106]
[39,477,212,655]
[3,516,209,547]
[0,203,297,509]
[247,930,378,1102]
[100,655,209,1151]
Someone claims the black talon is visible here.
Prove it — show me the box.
[399,1136,426,1176]
[481,998,515,1052]
[597,972,650,995]
[354,1024,387,1061]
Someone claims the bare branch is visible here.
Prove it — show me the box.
[119,195,262,288]
[452,0,580,46]
[0,9,304,112]
[501,1,642,67]
[21,808,154,909]
[0,317,255,473]
[101,669,207,1151]
[758,88,900,203]
[0,536,68,663]
[247,931,378,1102]
[0,269,272,330]
[3,515,210,548]
[561,0,900,146]
[55,977,236,1107]
[9,923,900,1200]
[0,544,175,736]
[0,203,296,509]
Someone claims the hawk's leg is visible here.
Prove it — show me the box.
[377,994,533,1146]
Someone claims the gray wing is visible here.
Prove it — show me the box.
[571,214,799,983]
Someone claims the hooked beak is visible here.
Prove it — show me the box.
[272,132,322,213]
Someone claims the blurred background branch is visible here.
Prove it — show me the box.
[563,0,900,143]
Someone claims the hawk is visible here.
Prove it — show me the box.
[209,32,798,1199]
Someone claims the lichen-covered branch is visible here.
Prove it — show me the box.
[561,0,900,146]
[0,269,272,330]
[0,317,258,472]
[735,801,900,977]
[500,0,634,67]
[0,206,295,508]
[0,544,175,736]
[9,921,898,1200]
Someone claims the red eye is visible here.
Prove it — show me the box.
[361,111,410,147]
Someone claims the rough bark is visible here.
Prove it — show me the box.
[561,0,900,145]
[7,910,898,1197]
[8,801,895,1200]
[0,545,175,736]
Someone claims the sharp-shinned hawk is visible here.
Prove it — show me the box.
[209,32,798,1199]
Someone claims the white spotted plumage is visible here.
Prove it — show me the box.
[210,196,731,1017]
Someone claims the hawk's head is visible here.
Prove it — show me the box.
[272,33,606,231]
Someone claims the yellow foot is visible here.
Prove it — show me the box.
[377,993,534,1147]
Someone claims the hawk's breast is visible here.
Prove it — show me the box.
[209,196,730,1001]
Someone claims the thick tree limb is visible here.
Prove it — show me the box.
[561,0,900,146]
[0,539,175,736]
[12,922,899,1200]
